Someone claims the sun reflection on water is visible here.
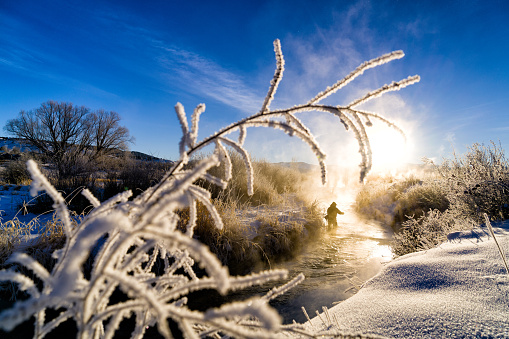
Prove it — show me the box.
[369,244,394,262]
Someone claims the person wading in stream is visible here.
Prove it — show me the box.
[325,202,344,229]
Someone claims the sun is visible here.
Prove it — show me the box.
[368,124,412,171]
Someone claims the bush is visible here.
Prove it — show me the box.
[21,155,172,215]
[354,173,447,228]
[3,158,32,185]
[393,180,449,226]
[23,175,100,215]
[430,141,509,222]
[103,158,171,200]
[392,209,473,256]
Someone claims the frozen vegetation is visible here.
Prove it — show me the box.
[4,39,505,338]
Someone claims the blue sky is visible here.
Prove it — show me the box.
[1,0,508,170]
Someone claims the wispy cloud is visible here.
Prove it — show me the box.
[0,7,122,102]
[491,126,509,131]
[0,12,43,72]
[154,43,263,114]
[94,7,266,114]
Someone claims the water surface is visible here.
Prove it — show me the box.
[270,193,394,323]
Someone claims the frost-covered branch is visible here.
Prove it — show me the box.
[0,39,418,338]
[153,47,416,187]
[348,75,420,109]
[309,50,405,105]
[260,39,285,113]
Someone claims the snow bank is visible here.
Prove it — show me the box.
[306,222,509,338]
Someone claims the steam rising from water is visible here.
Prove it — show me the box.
[269,186,394,323]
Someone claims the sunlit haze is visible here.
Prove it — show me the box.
[1,0,508,169]
[368,125,410,171]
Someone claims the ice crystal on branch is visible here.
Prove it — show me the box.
[0,39,418,338]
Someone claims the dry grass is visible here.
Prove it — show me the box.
[0,153,322,279]
[177,199,259,275]
[200,152,312,207]
[177,196,324,275]
[0,213,81,268]
[174,153,326,273]
[0,215,69,302]
[354,173,447,227]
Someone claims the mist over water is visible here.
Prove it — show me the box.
[270,187,394,323]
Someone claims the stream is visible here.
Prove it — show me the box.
[268,192,394,323]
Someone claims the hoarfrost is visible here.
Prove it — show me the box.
[0,40,417,338]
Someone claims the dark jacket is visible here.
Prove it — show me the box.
[327,205,342,219]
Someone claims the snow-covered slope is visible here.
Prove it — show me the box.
[0,137,37,153]
[306,222,509,338]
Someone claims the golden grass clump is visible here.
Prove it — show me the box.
[178,196,324,275]
[200,152,312,207]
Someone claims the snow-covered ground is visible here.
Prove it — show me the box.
[1,179,508,338]
[305,222,509,338]
[0,184,56,254]
[0,184,52,226]
[0,137,38,153]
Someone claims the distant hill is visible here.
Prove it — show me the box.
[0,137,173,163]
[0,137,39,153]
[276,161,433,175]
[130,151,172,163]
[275,162,318,172]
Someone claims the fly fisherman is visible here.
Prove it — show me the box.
[325,202,344,229]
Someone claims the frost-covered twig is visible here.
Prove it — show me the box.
[149,44,416,195]
[309,50,405,105]
[260,39,285,113]
[484,213,509,274]
[348,75,420,109]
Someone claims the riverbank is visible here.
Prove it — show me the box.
[270,195,394,323]
[303,221,509,338]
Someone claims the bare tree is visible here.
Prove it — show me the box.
[4,100,133,177]
[90,110,131,158]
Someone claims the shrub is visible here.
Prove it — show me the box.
[354,173,444,227]
[392,209,474,256]
[393,180,449,226]
[3,158,32,185]
[23,175,100,215]
[357,141,509,257]
[102,158,170,200]
[23,155,171,215]
[429,141,509,222]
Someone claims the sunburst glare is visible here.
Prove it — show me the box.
[369,123,413,171]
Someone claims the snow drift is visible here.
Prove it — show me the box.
[307,222,509,338]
